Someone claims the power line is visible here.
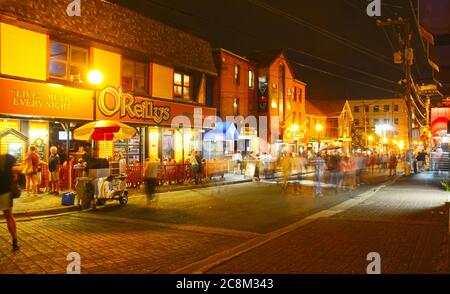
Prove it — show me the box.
[247,0,401,71]
[291,61,398,94]
[287,48,399,86]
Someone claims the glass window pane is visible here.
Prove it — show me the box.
[49,61,67,78]
[135,62,146,78]
[50,42,68,60]
[122,60,134,77]
[174,86,182,97]
[183,87,190,99]
[183,75,190,87]
[122,77,133,91]
[71,48,88,65]
[135,77,146,93]
[70,65,86,82]
[174,73,182,85]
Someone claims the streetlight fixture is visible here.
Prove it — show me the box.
[88,69,103,121]
[315,123,323,152]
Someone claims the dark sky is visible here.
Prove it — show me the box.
[111,0,432,100]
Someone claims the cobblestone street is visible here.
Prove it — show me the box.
[1,172,449,274]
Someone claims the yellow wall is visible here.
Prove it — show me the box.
[148,128,159,160]
[0,23,47,80]
[91,48,121,88]
[0,120,20,132]
[152,63,173,99]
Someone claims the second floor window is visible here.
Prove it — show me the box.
[394,104,399,112]
[354,106,360,113]
[384,105,390,112]
[365,105,369,113]
[122,59,148,94]
[373,105,379,112]
[234,64,240,85]
[174,72,192,100]
[394,118,399,125]
[248,70,254,88]
[49,41,88,83]
[233,98,239,116]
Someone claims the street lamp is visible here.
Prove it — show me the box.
[315,123,323,152]
[88,69,104,121]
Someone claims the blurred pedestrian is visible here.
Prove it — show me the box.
[48,146,61,196]
[388,153,398,176]
[143,157,159,205]
[314,152,327,197]
[280,153,292,190]
[0,154,19,251]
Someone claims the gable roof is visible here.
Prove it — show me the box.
[308,99,349,117]
[305,100,325,116]
[247,50,284,67]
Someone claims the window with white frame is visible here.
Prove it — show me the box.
[49,41,88,83]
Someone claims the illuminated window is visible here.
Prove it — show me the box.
[248,70,254,88]
[122,59,148,94]
[174,72,192,100]
[49,41,88,83]
[233,98,239,116]
[234,64,240,85]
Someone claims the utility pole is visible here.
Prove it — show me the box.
[377,17,414,149]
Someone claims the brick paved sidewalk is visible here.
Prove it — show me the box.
[202,172,450,274]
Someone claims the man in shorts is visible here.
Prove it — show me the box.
[48,146,61,195]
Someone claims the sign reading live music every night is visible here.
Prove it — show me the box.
[0,77,93,120]
[96,86,216,127]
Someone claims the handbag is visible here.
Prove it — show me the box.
[11,182,21,199]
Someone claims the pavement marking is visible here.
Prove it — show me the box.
[69,213,261,239]
[170,175,402,274]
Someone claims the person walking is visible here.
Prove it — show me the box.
[388,153,398,176]
[48,146,61,195]
[23,145,40,196]
[0,154,19,251]
[314,152,327,197]
[143,157,160,205]
[190,151,201,184]
[280,153,292,190]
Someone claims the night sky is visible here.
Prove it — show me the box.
[110,0,432,101]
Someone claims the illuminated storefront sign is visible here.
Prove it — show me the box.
[96,86,216,126]
[0,77,93,120]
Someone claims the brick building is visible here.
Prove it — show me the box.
[0,0,217,164]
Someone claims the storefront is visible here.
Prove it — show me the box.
[95,86,216,163]
[0,77,94,165]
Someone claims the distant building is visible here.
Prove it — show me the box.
[247,50,307,155]
[307,99,353,154]
[348,98,409,151]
